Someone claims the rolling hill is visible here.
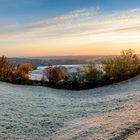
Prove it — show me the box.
[0,76,140,139]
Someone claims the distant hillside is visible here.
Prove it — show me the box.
[8,55,116,68]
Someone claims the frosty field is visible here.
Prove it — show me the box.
[0,76,140,140]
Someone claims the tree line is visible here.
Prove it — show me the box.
[0,49,140,90]
[0,56,33,84]
[41,49,140,89]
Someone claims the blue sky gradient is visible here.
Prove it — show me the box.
[0,0,140,23]
[0,0,140,56]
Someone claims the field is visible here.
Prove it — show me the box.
[0,76,140,139]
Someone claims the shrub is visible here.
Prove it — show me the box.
[12,63,33,83]
[85,64,104,83]
[17,63,33,74]
[102,49,140,81]
[44,65,68,83]
[0,56,14,82]
[12,68,29,83]
[0,56,33,84]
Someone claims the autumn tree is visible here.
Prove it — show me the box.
[103,49,140,81]
[44,66,68,83]
[18,63,33,74]
[121,49,139,64]
[85,64,104,83]
[0,56,14,81]
[11,63,33,83]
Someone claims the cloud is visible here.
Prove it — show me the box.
[1,7,140,57]
[0,7,99,39]
[0,7,140,43]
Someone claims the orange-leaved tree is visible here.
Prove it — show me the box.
[0,56,14,82]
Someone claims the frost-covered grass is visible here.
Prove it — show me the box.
[0,76,140,139]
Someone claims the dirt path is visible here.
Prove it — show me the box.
[127,131,140,140]
[48,99,140,140]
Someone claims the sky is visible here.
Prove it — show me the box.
[0,0,140,57]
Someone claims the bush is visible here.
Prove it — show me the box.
[0,56,33,84]
[11,68,30,84]
[17,63,33,74]
[44,65,68,83]
[0,56,14,82]
[102,49,140,81]
[85,64,104,83]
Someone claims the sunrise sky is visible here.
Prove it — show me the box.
[0,0,140,57]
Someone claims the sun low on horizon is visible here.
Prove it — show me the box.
[0,0,140,57]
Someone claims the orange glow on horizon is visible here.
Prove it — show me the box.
[1,8,140,57]
[1,42,140,57]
